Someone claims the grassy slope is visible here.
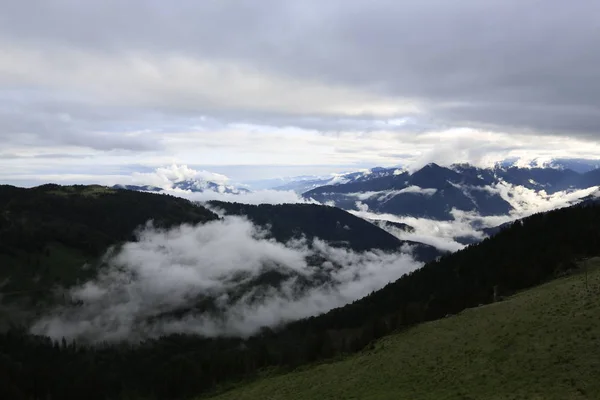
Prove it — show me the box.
[208,261,600,400]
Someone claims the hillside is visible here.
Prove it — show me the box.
[1,200,600,399]
[208,260,600,400]
[207,201,442,262]
[303,163,600,220]
[0,184,218,305]
[1,186,438,334]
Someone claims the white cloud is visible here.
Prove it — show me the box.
[170,188,317,205]
[0,41,418,119]
[31,216,422,342]
[354,210,481,252]
[351,181,600,253]
[345,187,437,203]
[489,181,600,216]
[3,116,600,186]
[1,1,600,185]
[130,164,230,189]
[397,186,437,195]
[355,201,370,212]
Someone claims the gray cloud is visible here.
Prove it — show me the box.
[0,100,161,151]
[1,0,599,136]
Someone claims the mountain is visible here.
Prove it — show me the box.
[113,179,250,194]
[209,261,600,400]
[271,158,600,195]
[270,167,404,193]
[496,157,600,173]
[367,219,415,233]
[273,176,344,193]
[148,202,443,325]
[112,184,162,192]
[547,158,600,173]
[3,192,600,400]
[0,185,440,334]
[303,163,600,220]
[0,184,219,302]
[171,179,249,194]
[207,201,441,261]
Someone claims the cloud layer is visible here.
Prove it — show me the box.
[31,216,422,342]
[351,181,600,252]
[2,0,599,134]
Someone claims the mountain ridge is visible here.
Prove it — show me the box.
[3,188,600,399]
[303,163,600,220]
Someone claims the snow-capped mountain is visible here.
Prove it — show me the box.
[302,163,600,220]
[497,157,600,173]
[269,167,406,193]
[114,179,250,195]
[546,159,600,173]
[266,158,600,197]
[170,179,250,194]
[112,164,250,195]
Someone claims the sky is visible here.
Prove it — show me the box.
[2,0,600,186]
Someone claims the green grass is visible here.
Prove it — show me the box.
[207,260,600,400]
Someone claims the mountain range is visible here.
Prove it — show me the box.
[302,163,600,220]
[244,158,600,193]
[113,179,249,195]
[112,160,600,253]
[4,182,600,400]
[207,201,442,262]
[0,184,438,333]
[114,160,600,224]
[271,167,404,193]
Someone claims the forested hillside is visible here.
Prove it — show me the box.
[0,184,218,256]
[2,197,600,399]
[0,184,218,303]
[207,201,441,261]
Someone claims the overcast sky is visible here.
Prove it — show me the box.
[1,0,600,185]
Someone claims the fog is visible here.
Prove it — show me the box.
[28,177,599,342]
[164,187,318,205]
[31,216,421,343]
[352,182,599,252]
[489,181,600,215]
[352,209,488,252]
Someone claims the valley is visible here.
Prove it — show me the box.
[2,183,600,399]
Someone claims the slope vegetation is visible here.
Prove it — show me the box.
[207,201,442,261]
[2,193,600,399]
[0,184,218,303]
[209,260,600,400]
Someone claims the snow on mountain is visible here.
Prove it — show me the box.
[114,164,249,195]
[303,163,600,221]
[113,161,600,255]
[267,167,406,194]
[170,179,249,194]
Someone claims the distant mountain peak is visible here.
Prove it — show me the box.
[303,161,600,221]
[114,178,249,195]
